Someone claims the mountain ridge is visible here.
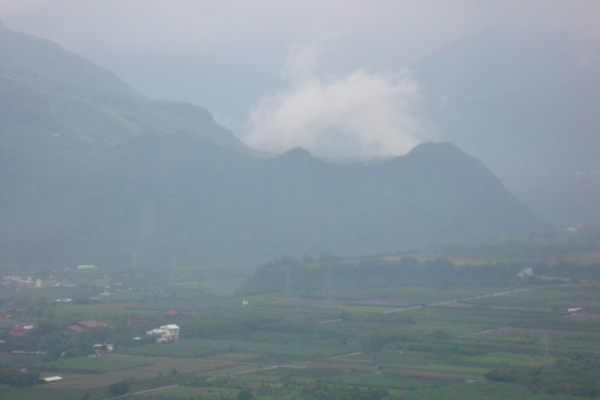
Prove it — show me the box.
[413,27,600,226]
[0,21,138,97]
[0,23,552,267]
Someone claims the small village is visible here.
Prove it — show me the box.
[0,265,185,366]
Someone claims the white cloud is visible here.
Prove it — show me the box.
[243,41,433,158]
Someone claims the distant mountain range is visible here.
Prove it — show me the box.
[414,27,600,226]
[0,22,550,268]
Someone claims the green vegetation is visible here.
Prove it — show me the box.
[0,237,599,399]
[0,366,43,387]
[485,356,600,397]
[107,380,131,396]
[243,243,600,294]
[44,355,151,373]
[0,237,600,400]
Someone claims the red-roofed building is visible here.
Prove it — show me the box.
[164,310,181,317]
[10,326,28,335]
[63,320,113,334]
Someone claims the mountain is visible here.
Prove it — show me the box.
[0,21,254,154]
[0,23,550,268]
[413,27,600,226]
[3,136,551,267]
[0,19,136,97]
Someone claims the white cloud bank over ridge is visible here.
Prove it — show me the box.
[243,41,433,159]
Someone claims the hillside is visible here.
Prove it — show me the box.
[0,19,254,154]
[0,19,136,97]
[1,134,551,267]
[0,23,551,268]
[413,27,600,226]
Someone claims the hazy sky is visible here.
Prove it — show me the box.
[1,0,598,157]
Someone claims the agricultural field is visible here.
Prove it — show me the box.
[1,241,600,399]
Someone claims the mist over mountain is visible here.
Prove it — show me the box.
[414,27,600,226]
[0,23,551,268]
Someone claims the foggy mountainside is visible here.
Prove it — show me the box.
[0,22,549,268]
[414,28,600,226]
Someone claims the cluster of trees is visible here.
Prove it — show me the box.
[243,255,523,294]
[3,324,116,360]
[107,381,131,397]
[0,366,43,387]
[232,379,388,400]
[485,356,600,397]
[244,251,600,295]
[298,383,389,400]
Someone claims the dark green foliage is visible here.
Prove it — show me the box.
[244,244,600,295]
[243,255,521,294]
[1,121,551,269]
[484,368,521,383]
[299,383,389,400]
[107,381,131,397]
[237,387,252,400]
[485,356,600,397]
[0,366,43,387]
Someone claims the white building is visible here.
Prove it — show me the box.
[160,324,180,340]
[146,324,180,342]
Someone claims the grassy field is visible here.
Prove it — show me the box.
[2,278,600,399]
[43,355,152,373]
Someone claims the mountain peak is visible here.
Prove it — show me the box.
[0,22,138,97]
[279,147,315,160]
[409,141,461,153]
[405,141,474,164]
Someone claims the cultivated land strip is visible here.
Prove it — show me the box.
[106,384,180,399]
[383,288,532,314]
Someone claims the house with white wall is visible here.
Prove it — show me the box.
[146,324,180,342]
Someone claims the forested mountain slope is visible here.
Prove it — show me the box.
[0,23,550,267]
